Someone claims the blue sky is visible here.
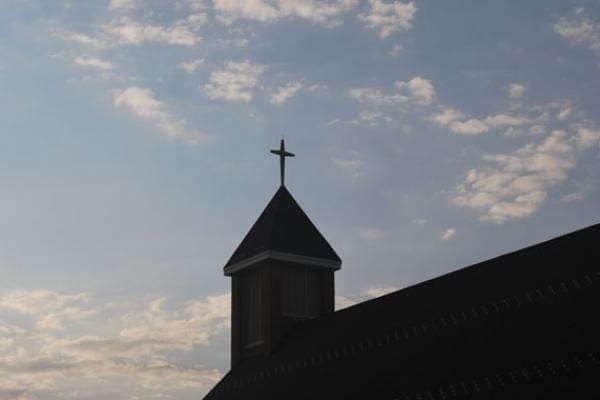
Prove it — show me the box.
[0,0,599,398]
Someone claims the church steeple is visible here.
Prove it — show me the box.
[225,141,341,367]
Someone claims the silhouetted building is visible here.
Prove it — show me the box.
[203,141,600,400]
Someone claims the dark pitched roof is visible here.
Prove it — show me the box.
[206,223,600,400]
[224,186,340,268]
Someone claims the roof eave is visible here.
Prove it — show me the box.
[224,250,342,276]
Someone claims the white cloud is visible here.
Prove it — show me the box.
[557,106,573,121]
[574,126,600,149]
[212,0,279,24]
[73,56,114,70]
[533,100,575,123]
[484,114,532,128]
[441,228,456,240]
[336,285,399,310]
[554,7,600,54]
[212,0,358,26]
[185,12,210,27]
[453,127,600,222]
[430,84,582,137]
[53,30,107,50]
[432,107,463,126]
[508,83,525,99]
[179,58,205,73]
[36,307,96,332]
[114,86,205,144]
[102,17,201,46]
[270,81,302,105]
[359,0,416,38]
[0,292,229,397]
[448,118,490,135]
[350,110,391,126]
[431,106,535,136]
[0,290,87,315]
[118,294,230,354]
[56,11,204,50]
[188,0,207,11]
[108,0,139,12]
[335,295,357,310]
[364,286,398,298]
[203,60,266,102]
[349,87,408,106]
[395,76,435,105]
[349,76,435,107]
[307,83,327,92]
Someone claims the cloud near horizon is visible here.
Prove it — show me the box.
[0,290,229,398]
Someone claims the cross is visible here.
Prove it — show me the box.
[270,139,295,186]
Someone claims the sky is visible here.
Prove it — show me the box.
[0,0,599,398]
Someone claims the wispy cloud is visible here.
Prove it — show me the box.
[203,60,266,102]
[102,17,202,46]
[349,76,435,106]
[53,29,107,49]
[179,58,205,73]
[441,228,456,240]
[73,56,114,70]
[561,191,584,203]
[114,86,205,144]
[352,110,391,126]
[333,152,363,179]
[270,82,303,105]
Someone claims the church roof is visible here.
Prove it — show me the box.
[224,186,341,270]
[206,222,600,400]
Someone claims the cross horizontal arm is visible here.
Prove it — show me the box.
[270,150,294,156]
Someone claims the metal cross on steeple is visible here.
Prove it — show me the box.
[270,139,295,186]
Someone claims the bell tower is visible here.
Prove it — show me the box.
[224,140,341,367]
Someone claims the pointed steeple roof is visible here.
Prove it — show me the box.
[224,186,341,275]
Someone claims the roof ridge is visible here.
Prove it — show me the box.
[263,186,286,252]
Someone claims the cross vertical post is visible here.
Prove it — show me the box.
[270,139,295,186]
